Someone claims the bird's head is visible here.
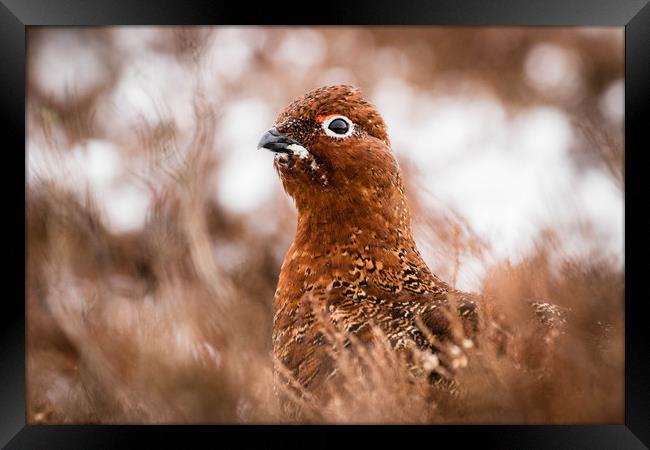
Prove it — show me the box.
[258,85,404,221]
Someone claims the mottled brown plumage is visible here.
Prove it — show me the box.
[259,85,480,398]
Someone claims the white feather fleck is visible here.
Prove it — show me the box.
[287,143,309,159]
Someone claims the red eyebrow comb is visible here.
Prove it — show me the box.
[316,114,336,123]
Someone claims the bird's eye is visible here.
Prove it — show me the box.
[322,115,354,139]
[328,118,349,134]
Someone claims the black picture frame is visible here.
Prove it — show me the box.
[5,0,649,447]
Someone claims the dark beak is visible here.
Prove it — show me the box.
[257,127,300,154]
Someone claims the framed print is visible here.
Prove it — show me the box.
[5,0,650,447]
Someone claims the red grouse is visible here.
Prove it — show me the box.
[258,85,486,397]
[258,85,558,400]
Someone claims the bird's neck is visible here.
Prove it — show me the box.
[292,187,414,253]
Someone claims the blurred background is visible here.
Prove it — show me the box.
[26,27,624,423]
